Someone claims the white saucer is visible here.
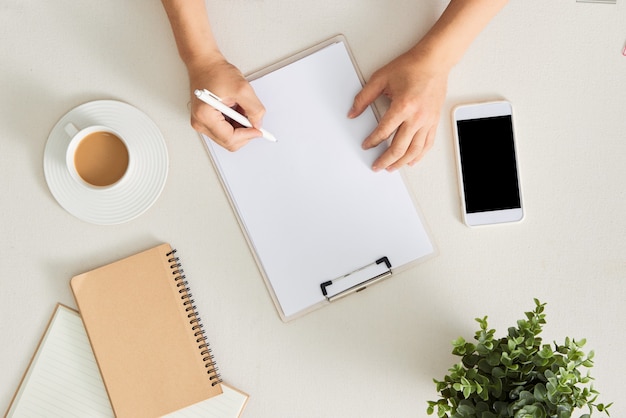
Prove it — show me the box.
[44,100,168,225]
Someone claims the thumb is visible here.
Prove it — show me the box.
[236,90,266,129]
[348,74,385,119]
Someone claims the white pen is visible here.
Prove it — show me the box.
[194,89,277,142]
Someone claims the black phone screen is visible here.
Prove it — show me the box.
[457,115,521,214]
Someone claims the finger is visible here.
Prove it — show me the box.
[386,129,428,171]
[235,88,266,129]
[192,91,267,149]
[220,83,265,129]
[371,121,419,172]
[191,103,230,138]
[209,126,261,152]
[227,127,264,151]
[407,127,437,167]
[191,104,248,151]
[361,101,410,150]
[348,73,385,118]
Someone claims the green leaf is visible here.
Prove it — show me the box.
[492,367,506,378]
[475,316,489,330]
[479,386,489,401]
[457,403,475,416]
[475,382,483,394]
[487,351,501,366]
[534,383,547,401]
[438,406,448,418]
[453,337,466,347]
[537,345,554,359]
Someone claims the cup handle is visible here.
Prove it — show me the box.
[64,122,79,137]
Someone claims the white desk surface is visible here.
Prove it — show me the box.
[1,1,624,417]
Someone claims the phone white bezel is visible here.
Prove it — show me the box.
[452,100,524,227]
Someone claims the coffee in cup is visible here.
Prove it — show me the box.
[65,123,130,188]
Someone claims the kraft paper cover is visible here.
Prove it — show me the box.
[70,243,222,418]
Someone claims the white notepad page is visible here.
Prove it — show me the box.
[6,305,248,418]
[6,305,112,418]
[204,39,435,320]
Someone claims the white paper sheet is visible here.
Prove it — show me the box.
[204,39,435,320]
[6,305,112,418]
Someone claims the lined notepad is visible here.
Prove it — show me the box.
[6,305,111,417]
[5,305,248,418]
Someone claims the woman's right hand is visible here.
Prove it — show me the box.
[187,56,266,151]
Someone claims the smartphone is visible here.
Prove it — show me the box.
[452,101,523,227]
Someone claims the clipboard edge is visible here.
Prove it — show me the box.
[200,35,438,322]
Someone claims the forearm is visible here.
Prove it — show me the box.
[410,0,508,72]
[161,0,223,68]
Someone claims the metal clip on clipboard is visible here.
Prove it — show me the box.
[320,257,392,302]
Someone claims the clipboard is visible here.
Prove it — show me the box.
[201,35,436,321]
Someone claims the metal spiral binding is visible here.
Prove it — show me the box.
[167,249,222,386]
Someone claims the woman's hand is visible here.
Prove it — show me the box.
[187,56,266,151]
[349,48,448,172]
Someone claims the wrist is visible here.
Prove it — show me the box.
[404,41,455,77]
[408,37,459,74]
[181,46,225,71]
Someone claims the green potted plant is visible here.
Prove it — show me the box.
[427,299,612,418]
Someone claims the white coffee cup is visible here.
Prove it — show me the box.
[64,123,131,189]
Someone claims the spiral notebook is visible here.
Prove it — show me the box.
[4,304,249,418]
[69,243,224,418]
[202,35,436,321]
